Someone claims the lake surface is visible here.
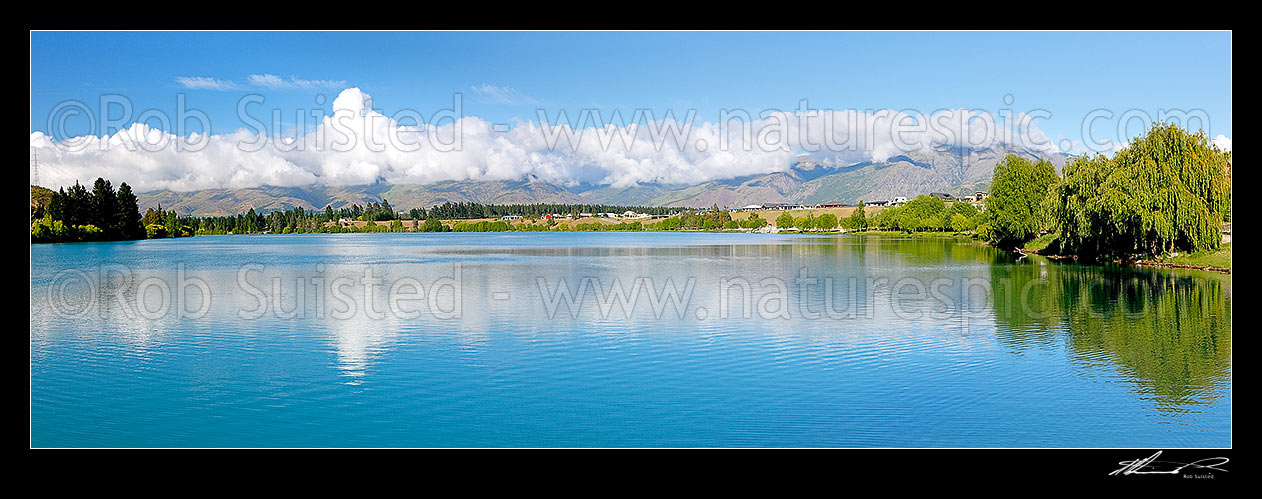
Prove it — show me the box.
[30,232,1232,447]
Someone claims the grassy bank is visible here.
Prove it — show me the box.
[1022,233,1056,253]
[1019,235,1231,273]
[1145,243,1232,270]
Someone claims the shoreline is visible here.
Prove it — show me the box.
[1132,260,1232,274]
[33,230,1231,274]
[1018,248,1231,275]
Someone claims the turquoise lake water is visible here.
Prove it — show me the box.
[30,232,1231,447]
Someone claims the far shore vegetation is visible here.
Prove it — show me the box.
[32,124,1230,270]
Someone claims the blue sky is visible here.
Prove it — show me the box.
[31,31,1232,140]
[29,31,1232,192]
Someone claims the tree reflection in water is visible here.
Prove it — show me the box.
[991,258,1231,412]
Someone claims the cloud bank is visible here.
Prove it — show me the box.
[31,88,1218,193]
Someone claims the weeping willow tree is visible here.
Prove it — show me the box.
[1050,124,1231,259]
[985,155,1060,248]
[1047,153,1116,257]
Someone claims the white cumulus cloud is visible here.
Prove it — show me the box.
[32,87,1068,193]
[1213,134,1232,152]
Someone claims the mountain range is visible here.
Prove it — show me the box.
[136,144,1071,216]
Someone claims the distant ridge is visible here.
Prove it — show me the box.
[138,144,1071,215]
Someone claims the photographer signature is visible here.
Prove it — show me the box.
[1110,451,1229,476]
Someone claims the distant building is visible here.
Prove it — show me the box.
[761,202,804,211]
[739,204,764,211]
[892,196,908,205]
[501,215,522,220]
[864,200,890,207]
[974,191,989,201]
[929,192,955,200]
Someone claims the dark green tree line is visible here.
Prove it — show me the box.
[32,178,146,243]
